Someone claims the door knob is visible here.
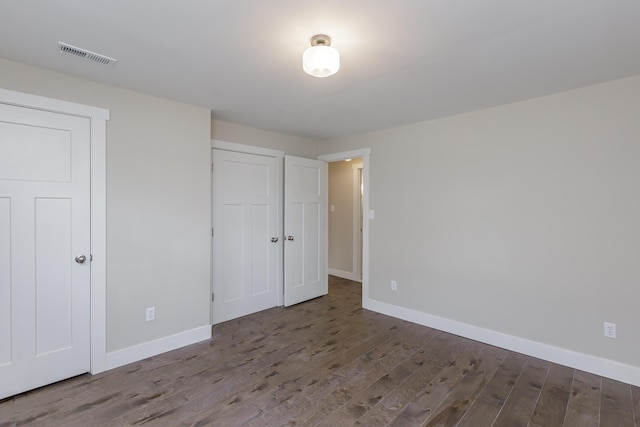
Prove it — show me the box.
[75,255,86,264]
[287,236,294,241]
[271,237,278,243]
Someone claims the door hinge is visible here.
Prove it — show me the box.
[90,254,93,262]
[212,228,214,237]
[212,292,215,302]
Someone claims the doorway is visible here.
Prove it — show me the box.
[210,140,329,324]
[209,142,370,320]
[327,159,363,282]
[0,88,108,399]
[319,149,370,308]
[211,149,280,324]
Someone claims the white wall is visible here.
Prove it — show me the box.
[319,75,640,383]
[212,119,317,158]
[0,58,212,355]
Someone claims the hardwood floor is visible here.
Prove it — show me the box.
[1,276,638,426]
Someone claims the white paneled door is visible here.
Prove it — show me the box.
[284,155,327,306]
[211,150,279,323]
[0,104,91,399]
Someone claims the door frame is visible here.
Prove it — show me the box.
[318,149,371,309]
[352,163,363,282]
[0,88,109,374]
[210,140,285,313]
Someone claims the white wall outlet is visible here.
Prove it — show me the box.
[391,280,398,291]
[146,307,155,322]
[604,321,616,338]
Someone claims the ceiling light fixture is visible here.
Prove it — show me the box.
[303,34,340,78]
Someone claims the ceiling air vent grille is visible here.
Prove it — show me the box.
[58,42,117,67]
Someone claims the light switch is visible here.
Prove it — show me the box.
[368,209,375,220]
[330,205,335,212]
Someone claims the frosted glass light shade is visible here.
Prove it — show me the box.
[303,45,340,78]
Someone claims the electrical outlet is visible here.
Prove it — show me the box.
[604,322,616,338]
[146,307,155,322]
[391,280,397,291]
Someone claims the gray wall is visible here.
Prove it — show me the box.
[0,58,212,352]
[319,75,640,369]
[212,119,318,158]
[5,54,639,377]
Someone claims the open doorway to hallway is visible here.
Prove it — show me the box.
[319,148,370,308]
[327,158,363,296]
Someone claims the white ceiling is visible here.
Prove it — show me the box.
[1,1,639,140]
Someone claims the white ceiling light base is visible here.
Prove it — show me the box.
[303,34,340,78]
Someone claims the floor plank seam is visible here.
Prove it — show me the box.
[489,357,529,427]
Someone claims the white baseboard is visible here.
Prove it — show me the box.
[363,297,640,387]
[105,325,211,371]
[328,268,361,282]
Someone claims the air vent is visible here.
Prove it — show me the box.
[58,42,117,67]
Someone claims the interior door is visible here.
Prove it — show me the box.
[284,155,327,306]
[211,149,279,324]
[0,103,91,400]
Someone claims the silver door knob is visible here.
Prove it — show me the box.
[271,237,278,243]
[75,255,86,264]
[287,236,294,241]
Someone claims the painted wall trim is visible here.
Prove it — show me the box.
[211,139,285,158]
[105,325,212,371]
[319,149,371,312]
[328,268,361,282]
[89,114,108,374]
[0,87,109,375]
[319,148,371,162]
[364,297,640,387]
[0,88,110,120]
[352,163,363,283]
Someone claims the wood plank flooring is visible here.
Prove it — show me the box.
[1,275,638,426]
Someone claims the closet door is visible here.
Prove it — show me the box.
[284,155,327,306]
[211,149,279,323]
[0,103,91,399]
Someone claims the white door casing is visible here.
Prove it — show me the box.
[353,164,364,282]
[0,88,108,395]
[284,155,328,306]
[211,149,279,323]
[0,103,91,399]
[319,149,371,309]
